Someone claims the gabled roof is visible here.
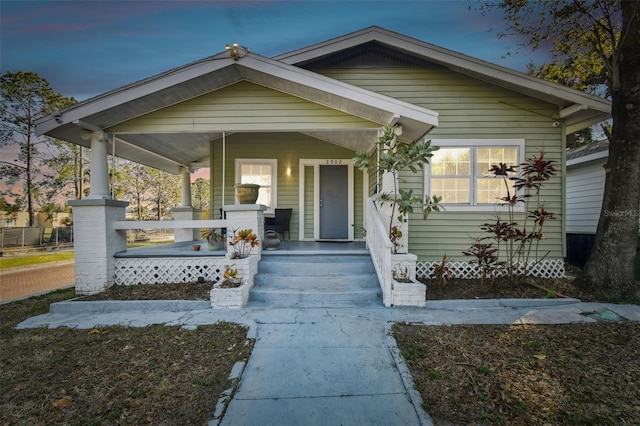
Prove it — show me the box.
[37,26,611,174]
[37,50,438,173]
[275,26,611,134]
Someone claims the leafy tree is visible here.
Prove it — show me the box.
[0,195,22,223]
[481,0,639,297]
[117,160,151,220]
[40,202,63,222]
[192,177,210,212]
[144,168,181,221]
[44,142,90,200]
[0,72,76,226]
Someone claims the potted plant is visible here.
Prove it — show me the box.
[235,183,260,204]
[201,228,225,251]
[390,256,426,307]
[392,265,412,283]
[210,228,261,309]
[210,263,250,308]
[228,228,260,259]
[221,264,242,287]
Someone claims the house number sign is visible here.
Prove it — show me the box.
[325,159,343,165]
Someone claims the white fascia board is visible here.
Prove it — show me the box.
[275,30,377,64]
[277,27,610,117]
[567,150,609,167]
[239,55,439,128]
[377,32,611,114]
[38,48,439,138]
[36,55,237,136]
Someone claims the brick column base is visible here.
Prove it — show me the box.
[69,198,128,295]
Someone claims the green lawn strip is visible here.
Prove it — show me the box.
[393,322,640,425]
[0,292,254,425]
[1,288,76,331]
[127,240,174,248]
[0,251,74,269]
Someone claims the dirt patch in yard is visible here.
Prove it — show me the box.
[80,281,213,301]
[421,276,601,302]
[1,290,254,425]
[393,322,640,425]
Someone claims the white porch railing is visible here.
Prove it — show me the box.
[112,219,227,231]
[365,197,394,307]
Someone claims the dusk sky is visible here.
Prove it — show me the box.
[1,0,551,102]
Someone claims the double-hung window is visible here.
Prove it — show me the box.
[426,139,524,210]
[235,159,277,211]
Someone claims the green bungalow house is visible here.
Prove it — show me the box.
[36,26,610,307]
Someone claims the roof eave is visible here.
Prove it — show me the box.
[276,26,611,132]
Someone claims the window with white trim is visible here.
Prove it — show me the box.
[426,140,524,210]
[235,159,277,210]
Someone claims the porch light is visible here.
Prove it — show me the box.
[225,43,249,60]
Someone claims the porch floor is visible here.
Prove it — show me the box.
[115,240,368,258]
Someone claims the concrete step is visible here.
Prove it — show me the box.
[256,255,376,276]
[250,254,381,307]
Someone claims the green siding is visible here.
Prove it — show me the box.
[110,81,376,133]
[321,68,564,261]
[211,132,363,241]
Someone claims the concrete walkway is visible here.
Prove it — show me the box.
[16,298,640,426]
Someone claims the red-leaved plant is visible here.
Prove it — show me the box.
[465,154,557,283]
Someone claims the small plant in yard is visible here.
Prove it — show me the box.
[465,153,557,283]
[221,264,241,287]
[431,254,452,287]
[462,241,499,286]
[353,125,443,254]
[227,228,259,259]
[392,265,412,283]
[201,228,225,248]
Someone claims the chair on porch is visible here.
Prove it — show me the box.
[264,208,293,241]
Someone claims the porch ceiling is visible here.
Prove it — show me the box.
[37,52,438,174]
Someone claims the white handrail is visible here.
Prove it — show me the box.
[365,197,393,307]
[113,219,227,230]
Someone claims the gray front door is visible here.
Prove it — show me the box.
[319,165,348,240]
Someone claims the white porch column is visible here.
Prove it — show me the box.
[180,166,192,207]
[68,198,129,295]
[82,130,110,199]
[173,166,201,242]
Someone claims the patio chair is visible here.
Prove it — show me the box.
[264,208,293,241]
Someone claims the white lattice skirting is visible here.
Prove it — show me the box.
[416,259,565,280]
[115,257,227,285]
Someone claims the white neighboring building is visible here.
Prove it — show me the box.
[566,140,609,236]
[565,140,608,267]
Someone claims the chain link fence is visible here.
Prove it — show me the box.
[0,227,74,250]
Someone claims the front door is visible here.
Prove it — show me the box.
[319,165,349,240]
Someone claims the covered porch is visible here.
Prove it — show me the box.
[117,240,368,258]
[36,48,439,307]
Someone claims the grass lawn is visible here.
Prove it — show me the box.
[0,290,254,425]
[0,251,74,269]
[394,322,640,425]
